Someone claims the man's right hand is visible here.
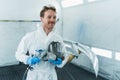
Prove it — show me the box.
[27,56,40,65]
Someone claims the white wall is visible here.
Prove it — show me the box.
[63,0,120,52]
[0,0,62,66]
[62,0,120,79]
[0,22,37,66]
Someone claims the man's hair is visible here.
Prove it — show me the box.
[40,5,56,17]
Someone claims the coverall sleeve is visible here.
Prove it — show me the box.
[15,35,29,64]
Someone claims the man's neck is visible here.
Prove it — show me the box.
[43,27,52,36]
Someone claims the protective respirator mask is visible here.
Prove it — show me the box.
[41,41,64,61]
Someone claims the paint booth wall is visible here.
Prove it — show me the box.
[62,0,120,79]
[0,22,37,66]
[63,0,120,52]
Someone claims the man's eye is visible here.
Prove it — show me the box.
[48,16,51,19]
[54,16,56,19]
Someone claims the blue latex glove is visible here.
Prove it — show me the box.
[48,58,62,65]
[27,56,40,65]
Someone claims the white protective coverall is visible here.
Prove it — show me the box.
[15,26,69,80]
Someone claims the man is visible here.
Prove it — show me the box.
[15,5,69,80]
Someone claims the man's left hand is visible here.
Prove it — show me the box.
[48,58,62,65]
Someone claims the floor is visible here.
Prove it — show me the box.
[0,63,107,80]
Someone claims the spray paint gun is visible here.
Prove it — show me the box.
[35,49,47,60]
[34,49,56,61]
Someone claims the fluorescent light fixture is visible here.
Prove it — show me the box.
[88,0,97,2]
[115,52,120,61]
[91,47,112,58]
[61,0,83,8]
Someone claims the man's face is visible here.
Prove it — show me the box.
[41,10,56,30]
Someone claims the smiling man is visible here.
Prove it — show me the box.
[15,5,69,80]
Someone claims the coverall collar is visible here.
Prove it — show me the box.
[37,26,55,37]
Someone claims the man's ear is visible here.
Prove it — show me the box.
[40,17,43,22]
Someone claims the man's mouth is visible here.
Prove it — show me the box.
[49,22,55,25]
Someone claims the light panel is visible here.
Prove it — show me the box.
[115,52,120,61]
[88,0,98,2]
[61,0,83,8]
[91,47,112,58]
